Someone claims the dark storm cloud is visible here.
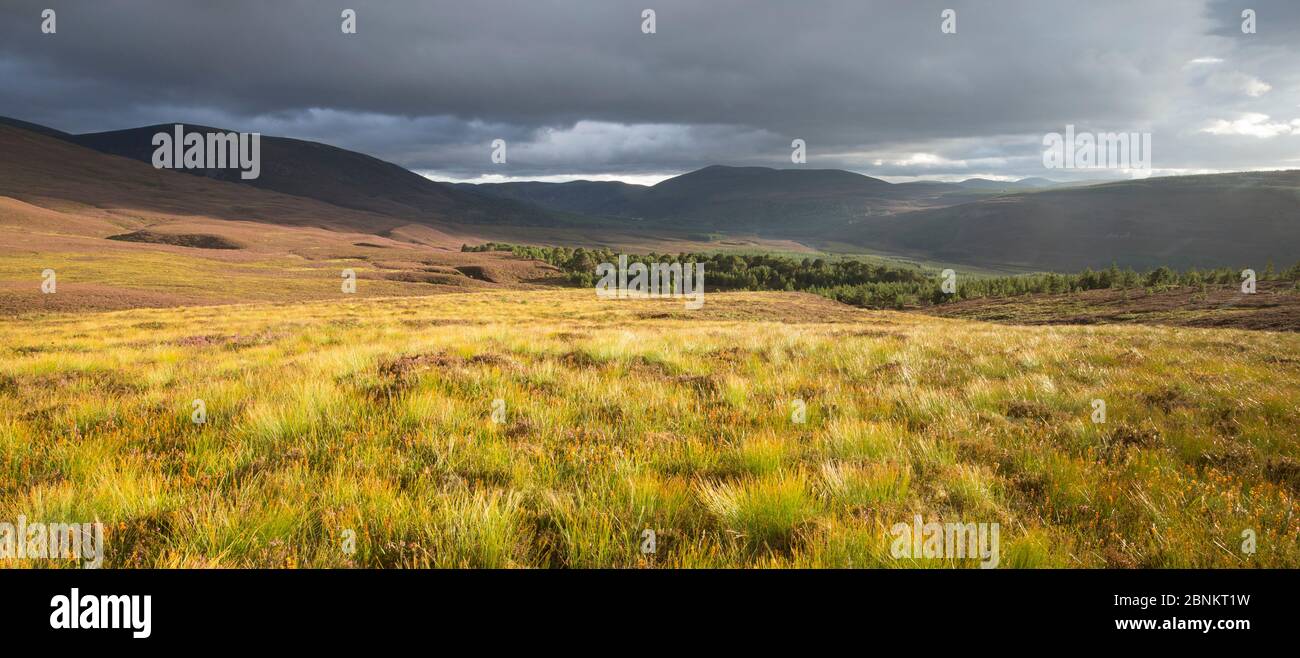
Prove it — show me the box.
[0,0,1296,180]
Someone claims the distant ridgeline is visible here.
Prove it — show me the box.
[463,243,1300,310]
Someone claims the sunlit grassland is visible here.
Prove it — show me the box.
[0,250,429,302]
[1,290,1297,567]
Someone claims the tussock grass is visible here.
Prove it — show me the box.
[0,290,1296,567]
[698,471,818,552]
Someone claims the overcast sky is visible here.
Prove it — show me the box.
[1,0,1297,184]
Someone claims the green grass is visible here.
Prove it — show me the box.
[0,290,1297,567]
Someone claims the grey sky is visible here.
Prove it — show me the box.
[1,0,1297,183]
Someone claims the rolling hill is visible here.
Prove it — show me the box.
[848,171,1300,270]
[5,115,1298,273]
[0,120,570,313]
[955,177,1061,191]
[464,165,989,235]
[451,179,649,218]
[0,118,572,227]
[466,165,1300,270]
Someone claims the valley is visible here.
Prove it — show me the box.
[1,115,1296,569]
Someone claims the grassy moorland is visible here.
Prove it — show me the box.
[1,289,1296,568]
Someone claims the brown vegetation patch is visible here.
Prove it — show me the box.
[399,318,489,328]
[378,351,462,382]
[173,334,226,348]
[106,511,176,568]
[107,230,243,250]
[455,265,495,282]
[1005,400,1055,422]
[559,350,607,369]
[1100,422,1162,461]
[0,283,206,315]
[504,417,538,441]
[624,355,676,378]
[705,346,757,365]
[172,332,284,350]
[382,271,473,286]
[468,352,521,371]
[1264,456,1300,492]
[1261,354,1300,366]
[1142,387,1195,413]
[1194,444,1253,471]
[19,369,142,396]
[870,361,904,381]
[672,374,719,395]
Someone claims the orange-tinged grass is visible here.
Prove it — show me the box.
[0,290,1296,567]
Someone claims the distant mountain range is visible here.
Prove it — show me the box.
[954,177,1062,190]
[3,116,1297,271]
[847,171,1300,270]
[459,167,1300,269]
[456,166,1037,235]
[455,169,1088,238]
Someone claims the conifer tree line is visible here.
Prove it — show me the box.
[464,243,1300,309]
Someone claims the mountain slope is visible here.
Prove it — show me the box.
[464,165,986,235]
[10,116,1296,273]
[850,172,1300,270]
[61,122,570,227]
[461,165,1300,270]
[0,122,572,313]
[0,116,73,140]
[0,123,442,236]
[453,179,649,217]
[956,177,1060,191]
